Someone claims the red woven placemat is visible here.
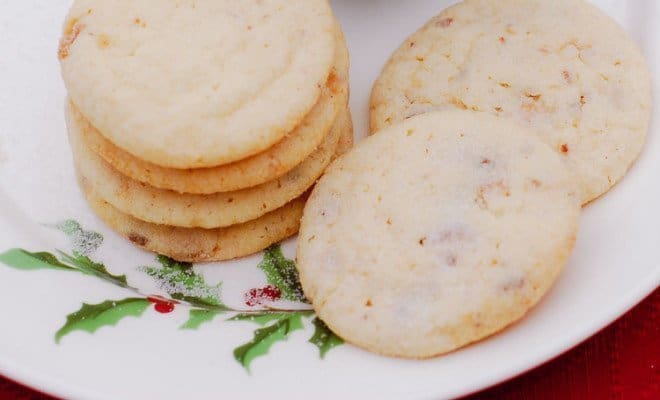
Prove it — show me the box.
[1,289,658,400]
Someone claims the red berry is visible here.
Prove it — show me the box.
[148,296,176,314]
[154,302,175,314]
[262,285,282,301]
[244,285,282,307]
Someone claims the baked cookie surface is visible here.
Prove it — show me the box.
[72,30,350,194]
[60,0,337,168]
[370,0,652,204]
[297,111,581,358]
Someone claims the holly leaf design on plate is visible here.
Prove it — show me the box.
[229,311,312,326]
[57,250,129,288]
[55,298,150,343]
[56,220,103,256]
[0,247,129,288]
[0,249,75,271]
[309,317,344,358]
[180,309,225,330]
[258,245,307,303]
[141,255,228,310]
[233,312,305,371]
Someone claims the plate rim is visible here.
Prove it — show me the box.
[0,266,657,400]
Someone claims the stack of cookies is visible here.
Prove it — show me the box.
[58,0,352,262]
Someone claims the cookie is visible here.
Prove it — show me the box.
[297,111,581,358]
[72,30,350,194]
[370,0,652,204]
[80,181,306,263]
[67,106,351,229]
[59,0,337,168]
[73,31,349,194]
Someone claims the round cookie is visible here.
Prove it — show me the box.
[297,111,581,358]
[67,107,350,229]
[59,0,337,168]
[80,182,306,263]
[370,0,652,204]
[71,31,350,194]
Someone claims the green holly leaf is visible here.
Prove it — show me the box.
[57,250,129,288]
[0,248,129,289]
[180,309,225,330]
[0,249,75,271]
[229,311,312,326]
[309,317,344,358]
[141,255,226,309]
[55,298,150,343]
[258,245,307,303]
[233,313,305,371]
[56,220,103,256]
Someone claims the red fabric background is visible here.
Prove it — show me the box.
[1,289,657,400]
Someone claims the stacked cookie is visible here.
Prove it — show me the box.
[297,0,652,359]
[59,0,352,262]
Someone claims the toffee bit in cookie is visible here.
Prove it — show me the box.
[449,96,468,110]
[64,17,80,35]
[128,233,148,246]
[560,144,570,154]
[579,95,587,107]
[437,17,454,28]
[525,93,542,101]
[58,22,84,60]
[326,69,340,94]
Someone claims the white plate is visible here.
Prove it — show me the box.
[0,1,658,399]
